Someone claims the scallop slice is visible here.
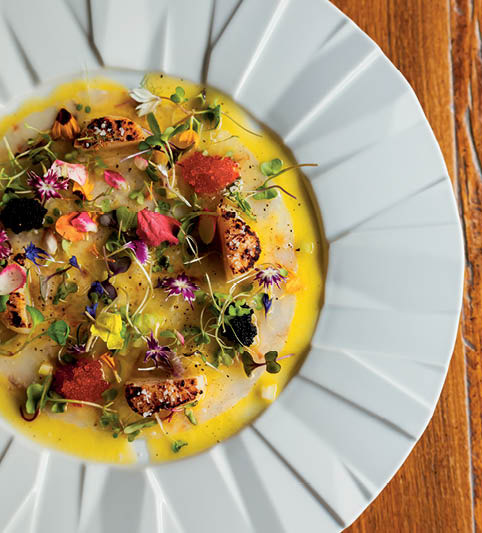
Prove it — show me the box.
[0,289,32,334]
[125,375,207,417]
[74,116,145,150]
[217,202,261,280]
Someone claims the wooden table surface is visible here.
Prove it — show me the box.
[328,1,480,531]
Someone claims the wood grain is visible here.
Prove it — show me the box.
[329,1,479,531]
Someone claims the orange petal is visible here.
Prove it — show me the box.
[55,212,85,242]
[171,129,199,149]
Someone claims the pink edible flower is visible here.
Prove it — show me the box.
[136,209,180,247]
[0,230,11,260]
[51,160,88,186]
[0,264,26,295]
[71,212,98,233]
[125,240,148,264]
[104,169,128,190]
[157,273,199,308]
[27,168,69,201]
[254,265,288,290]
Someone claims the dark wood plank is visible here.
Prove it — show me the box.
[329,1,474,531]
[451,0,482,529]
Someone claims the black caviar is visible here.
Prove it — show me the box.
[0,197,47,233]
[224,305,257,347]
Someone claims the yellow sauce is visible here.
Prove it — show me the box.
[0,74,327,464]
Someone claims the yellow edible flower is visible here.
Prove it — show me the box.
[51,108,80,140]
[73,176,95,200]
[90,313,124,350]
[171,129,199,149]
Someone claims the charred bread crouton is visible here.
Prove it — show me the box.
[217,203,261,280]
[125,375,207,417]
[1,290,32,334]
[74,116,145,150]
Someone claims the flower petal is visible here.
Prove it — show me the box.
[104,169,128,190]
[90,313,124,349]
[134,156,148,171]
[71,212,98,233]
[73,176,95,200]
[136,209,180,247]
[51,160,88,186]
[125,240,149,264]
[129,87,156,103]
[0,264,27,295]
[55,213,85,242]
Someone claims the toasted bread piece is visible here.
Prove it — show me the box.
[1,289,32,334]
[125,375,206,417]
[217,203,261,279]
[74,116,145,150]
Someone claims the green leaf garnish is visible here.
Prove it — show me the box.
[49,391,67,413]
[0,295,9,313]
[264,351,281,374]
[171,439,188,453]
[53,280,78,305]
[242,350,281,377]
[25,375,52,415]
[116,206,137,230]
[102,388,118,404]
[170,86,186,104]
[25,383,44,414]
[26,306,45,328]
[260,158,283,177]
[147,112,161,136]
[129,189,145,205]
[184,407,197,425]
[123,418,156,435]
[46,320,70,346]
[253,188,278,201]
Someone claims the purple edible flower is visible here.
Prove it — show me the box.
[254,265,287,291]
[0,230,11,260]
[157,273,199,308]
[125,240,149,265]
[144,332,175,370]
[24,242,51,266]
[86,302,98,318]
[262,293,272,317]
[89,281,104,296]
[67,343,86,355]
[26,168,68,202]
[69,255,81,270]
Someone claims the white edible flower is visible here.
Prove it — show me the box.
[129,87,161,117]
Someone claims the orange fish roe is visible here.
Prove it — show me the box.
[178,151,239,195]
[52,359,110,405]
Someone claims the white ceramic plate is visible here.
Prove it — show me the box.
[0,0,463,531]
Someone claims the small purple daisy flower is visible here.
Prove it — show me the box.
[125,240,148,265]
[157,273,199,307]
[254,265,288,291]
[144,332,174,370]
[27,168,69,202]
[24,242,51,266]
[68,343,86,355]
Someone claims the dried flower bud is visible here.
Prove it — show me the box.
[51,108,80,141]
